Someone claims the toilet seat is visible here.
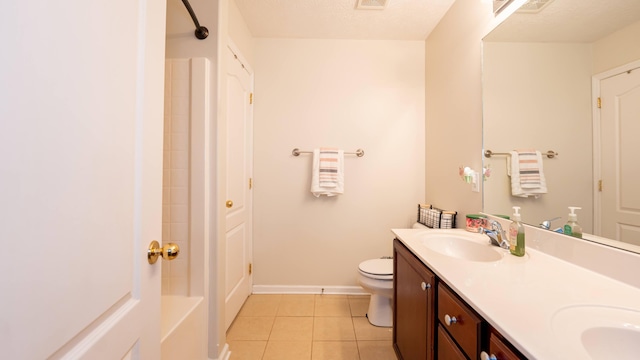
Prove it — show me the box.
[358,259,393,280]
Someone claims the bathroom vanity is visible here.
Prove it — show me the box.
[392,226,640,360]
[393,238,522,360]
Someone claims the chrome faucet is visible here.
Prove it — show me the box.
[479,220,509,249]
[540,216,561,230]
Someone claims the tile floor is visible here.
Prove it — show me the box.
[227,294,398,360]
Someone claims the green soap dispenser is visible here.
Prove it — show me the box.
[509,206,525,256]
[563,207,583,238]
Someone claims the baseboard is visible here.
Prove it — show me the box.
[252,285,369,295]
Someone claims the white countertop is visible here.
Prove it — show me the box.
[392,228,640,360]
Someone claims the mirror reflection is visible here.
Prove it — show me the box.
[482,0,640,251]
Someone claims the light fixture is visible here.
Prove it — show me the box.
[355,0,388,10]
[517,0,555,13]
[493,0,515,14]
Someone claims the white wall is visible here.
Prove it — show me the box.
[253,39,425,288]
[593,20,640,74]
[482,43,593,230]
[425,0,494,220]
[228,0,254,64]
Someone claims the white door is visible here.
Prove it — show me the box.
[0,1,166,359]
[224,43,254,330]
[600,67,640,246]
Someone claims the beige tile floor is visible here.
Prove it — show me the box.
[227,294,398,360]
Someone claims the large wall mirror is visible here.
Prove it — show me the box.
[482,0,640,252]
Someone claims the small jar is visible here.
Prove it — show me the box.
[465,214,487,232]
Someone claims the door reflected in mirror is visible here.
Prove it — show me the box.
[482,0,640,252]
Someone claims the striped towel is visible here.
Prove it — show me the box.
[516,149,541,188]
[319,147,339,188]
[311,148,344,197]
[508,150,548,198]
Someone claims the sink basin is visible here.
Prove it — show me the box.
[418,231,504,262]
[552,305,640,359]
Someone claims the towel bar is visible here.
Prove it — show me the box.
[484,150,557,159]
[292,148,365,157]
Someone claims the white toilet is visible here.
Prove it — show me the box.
[357,223,429,327]
[357,258,394,327]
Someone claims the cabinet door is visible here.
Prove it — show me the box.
[393,239,436,360]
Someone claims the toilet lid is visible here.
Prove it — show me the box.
[359,258,393,276]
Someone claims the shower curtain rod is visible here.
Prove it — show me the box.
[181,0,208,40]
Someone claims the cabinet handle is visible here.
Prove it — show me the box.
[420,282,431,291]
[444,314,458,326]
[480,351,497,360]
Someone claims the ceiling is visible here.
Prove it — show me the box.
[233,0,456,40]
[485,0,640,42]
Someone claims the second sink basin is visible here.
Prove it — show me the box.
[418,230,504,262]
[552,305,640,359]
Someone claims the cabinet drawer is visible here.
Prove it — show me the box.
[438,284,482,359]
[437,324,466,360]
[483,331,526,360]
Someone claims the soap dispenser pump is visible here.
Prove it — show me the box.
[509,206,525,256]
[563,207,583,238]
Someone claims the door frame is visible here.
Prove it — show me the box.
[592,58,640,235]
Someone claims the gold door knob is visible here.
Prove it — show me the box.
[148,240,180,264]
[226,200,233,208]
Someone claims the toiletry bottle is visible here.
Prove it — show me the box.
[563,207,583,238]
[509,206,525,256]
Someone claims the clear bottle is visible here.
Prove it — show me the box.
[563,207,583,238]
[508,206,525,256]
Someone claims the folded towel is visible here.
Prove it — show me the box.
[425,208,441,228]
[422,207,457,229]
[508,150,548,198]
[516,149,541,188]
[319,147,339,188]
[311,148,344,197]
[440,211,457,229]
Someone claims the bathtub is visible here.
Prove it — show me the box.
[161,296,206,360]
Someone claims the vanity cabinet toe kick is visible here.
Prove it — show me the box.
[393,238,525,360]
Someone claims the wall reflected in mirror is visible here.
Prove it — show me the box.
[482,0,640,251]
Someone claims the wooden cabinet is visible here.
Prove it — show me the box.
[393,239,436,360]
[393,238,527,360]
